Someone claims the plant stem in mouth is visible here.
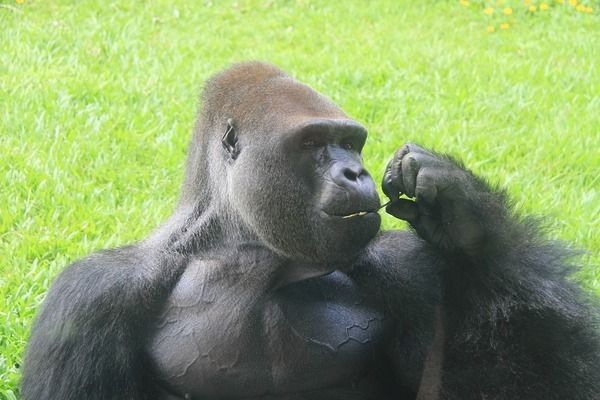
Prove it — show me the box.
[341,201,392,219]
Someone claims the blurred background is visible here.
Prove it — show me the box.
[0,0,598,397]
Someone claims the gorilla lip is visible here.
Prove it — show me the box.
[341,201,391,219]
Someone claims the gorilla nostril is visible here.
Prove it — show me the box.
[343,168,359,181]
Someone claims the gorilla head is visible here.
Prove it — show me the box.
[177,62,381,267]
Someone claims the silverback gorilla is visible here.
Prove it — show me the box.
[23,62,600,400]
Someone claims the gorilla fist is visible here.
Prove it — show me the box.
[382,144,488,257]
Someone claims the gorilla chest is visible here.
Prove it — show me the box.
[149,268,387,399]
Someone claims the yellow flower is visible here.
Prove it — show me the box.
[529,5,537,11]
[496,0,504,4]
[460,0,470,7]
[484,7,494,14]
[540,3,549,10]
[524,0,531,5]
[16,0,24,3]
[487,25,495,32]
[569,0,577,6]
[586,6,593,13]
[576,4,586,11]
[500,22,510,29]
[503,7,513,14]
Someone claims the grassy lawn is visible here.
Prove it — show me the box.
[1,0,599,397]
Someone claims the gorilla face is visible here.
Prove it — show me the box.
[186,63,382,268]
[228,118,381,266]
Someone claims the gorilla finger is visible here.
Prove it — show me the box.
[383,145,430,201]
[386,199,418,222]
[415,171,438,205]
[382,165,400,200]
[390,154,405,195]
[395,144,412,160]
[402,143,434,157]
[401,154,420,198]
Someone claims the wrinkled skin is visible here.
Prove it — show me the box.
[22,63,600,400]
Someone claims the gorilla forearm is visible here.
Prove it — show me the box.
[410,154,598,339]
[382,147,600,398]
[440,205,600,398]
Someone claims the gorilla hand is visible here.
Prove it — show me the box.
[382,144,491,257]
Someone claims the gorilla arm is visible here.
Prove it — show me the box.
[356,144,600,399]
[349,230,443,398]
[21,245,188,400]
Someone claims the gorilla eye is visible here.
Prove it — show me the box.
[343,142,353,151]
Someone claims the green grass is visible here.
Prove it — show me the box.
[1,0,599,397]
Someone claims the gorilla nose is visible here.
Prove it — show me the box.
[343,167,360,182]
[332,163,369,188]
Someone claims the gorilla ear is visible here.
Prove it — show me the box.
[222,118,240,160]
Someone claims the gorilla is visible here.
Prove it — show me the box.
[22,62,600,400]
